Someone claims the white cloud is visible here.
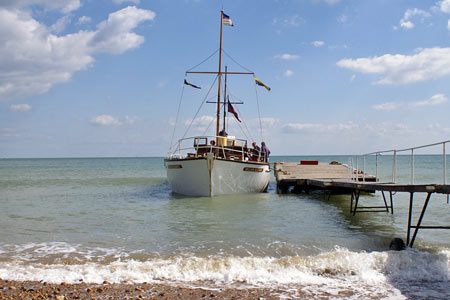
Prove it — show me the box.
[371,94,448,111]
[184,115,214,127]
[400,20,414,29]
[284,70,294,77]
[90,7,155,54]
[282,123,322,132]
[91,115,122,126]
[328,44,348,50]
[0,5,155,101]
[259,117,278,127]
[274,53,299,60]
[77,16,92,25]
[448,18,450,31]
[313,0,340,5]
[10,103,32,111]
[0,128,20,137]
[371,102,400,111]
[410,93,448,107]
[363,122,416,137]
[113,0,140,4]
[0,0,82,13]
[337,14,348,23]
[244,117,279,129]
[273,15,304,27]
[50,15,71,33]
[124,115,140,125]
[440,0,450,13]
[336,47,450,84]
[281,121,358,133]
[312,40,325,47]
[399,8,431,29]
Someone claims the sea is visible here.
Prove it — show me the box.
[0,155,449,299]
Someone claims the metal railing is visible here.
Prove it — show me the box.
[167,135,267,162]
[360,140,450,185]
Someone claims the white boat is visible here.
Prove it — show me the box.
[165,11,271,197]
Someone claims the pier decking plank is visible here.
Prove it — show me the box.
[274,162,376,186]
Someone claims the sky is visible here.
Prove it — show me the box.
[1,0,450,157]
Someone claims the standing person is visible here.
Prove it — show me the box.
[261,141,270,162]
[251,142,260,161]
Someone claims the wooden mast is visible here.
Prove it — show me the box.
[216,11,224,140]
[223,66,227,132]
[184,11,255,138]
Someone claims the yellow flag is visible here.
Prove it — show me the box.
[254,76,270,91]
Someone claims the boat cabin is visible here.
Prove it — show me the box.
[186,136,264,162]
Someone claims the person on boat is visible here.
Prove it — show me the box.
[261,141,270,162]
[245,148,252,161]
[251,142,260,161]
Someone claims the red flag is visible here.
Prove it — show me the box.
[227,100,241,122]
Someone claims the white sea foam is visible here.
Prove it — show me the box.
[0,242,131,262]
[0,244,449,298]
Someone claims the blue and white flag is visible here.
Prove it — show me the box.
[222,13,233,26]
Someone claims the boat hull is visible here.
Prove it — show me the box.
[165,154,270,197]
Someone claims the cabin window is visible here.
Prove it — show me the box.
[243,167,263,172]
[167,164,183,169]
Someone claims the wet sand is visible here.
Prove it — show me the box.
[0,279,313,299]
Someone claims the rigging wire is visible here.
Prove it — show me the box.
[168,84,186,154]
[202,115,216,136]
[222,49,265,142]
[172,48,265,148]
[222,49,254,74]
[182,74,219,139]
[186,49,219,72]
[226,92,253,142]
[227,89,254,142]
[254,81,264,142]
[234,117,251,142]
[233,102,254,142]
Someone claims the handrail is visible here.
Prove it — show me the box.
[355,140,450,200]
[364,139,450,156]
[168,135,247,154]
[167,135,268,162]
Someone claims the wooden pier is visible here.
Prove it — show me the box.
[274,161,376,193]
[274,160,450,248]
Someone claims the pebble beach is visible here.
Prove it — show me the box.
[0,279,315,300]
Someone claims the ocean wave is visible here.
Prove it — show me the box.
[0,244,448,298]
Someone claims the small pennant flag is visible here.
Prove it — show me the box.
[184,79,201,89]
[227,99,241,122]
[222,12,233,26]
[254,76,271,91]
